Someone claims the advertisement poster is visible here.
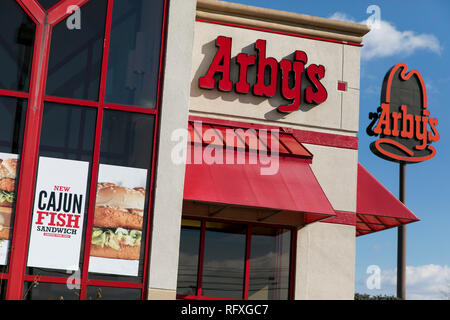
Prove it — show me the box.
[88,164,147,277]
[0,153,18,266]
[27,157,89,271]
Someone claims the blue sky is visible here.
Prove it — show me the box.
[223,0,450,299]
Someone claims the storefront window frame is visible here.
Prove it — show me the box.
[176,217,297,301]
[1,0,169,300]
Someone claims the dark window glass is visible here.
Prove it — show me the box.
[0,97,26,272]
[177,220,201,296]
[105,0,164,108]
[248,227,291,300]
[0,96,26,154]
[202,222,246,299]
[26,103,96,278]
[88,110,155,283]
[0,280,7,300]
[46,0,107,101]
[0,0,35,92]
[39,103,97,162]
[23,282,80,300]
[99,110,155,168]
[37,0,61,10]
[86,286,141,300]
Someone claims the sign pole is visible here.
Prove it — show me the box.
[397,162,406,299]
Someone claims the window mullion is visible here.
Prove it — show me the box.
[243,224,251,300]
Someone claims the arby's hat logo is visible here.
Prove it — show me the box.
[368,63,439,163]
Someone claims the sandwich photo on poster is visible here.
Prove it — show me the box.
[0,153,18,266]
[88,164,148,277]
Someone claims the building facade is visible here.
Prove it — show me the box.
[0,0,418,300]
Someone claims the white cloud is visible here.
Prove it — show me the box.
[380,264,450,300]
[329,12,442,60]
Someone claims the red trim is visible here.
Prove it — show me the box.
[79,0,112,300]
[322,210,356,226]
[6,20,52,300]
[243,224,251,300]
[104,103,157,115]
[47,0,90,26]
[24,275,80,285]
[196,18,364,48]
[0,90,29,99]
[44,96,98,108]
[16,0,45,24]
[87,279,143,289]
[189,115,358,150]
[292,130,358,150]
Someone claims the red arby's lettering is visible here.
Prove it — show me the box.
[199,36,328,113]
[373,104,439,151]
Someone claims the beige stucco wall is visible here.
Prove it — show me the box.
[147,0,197,299]
[295,223,356,300]
[190,21,362,136]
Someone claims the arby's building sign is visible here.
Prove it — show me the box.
[198,36,328,113]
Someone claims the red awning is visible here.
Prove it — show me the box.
[183,119,336,225]
[356,164,420,236]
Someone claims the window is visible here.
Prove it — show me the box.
[176,219,295,300]
[0,0,167,300]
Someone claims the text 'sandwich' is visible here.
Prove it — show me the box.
[90,182,145,260]
[0,158,16,241]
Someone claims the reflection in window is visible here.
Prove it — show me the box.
[46,0,107,101]
[105,0,164,108]
[177,220,201,296]
[0,96,26,154]
[0,96,26,272]
[39,103,97,162]
[23,282,80,300]
[248,227,291,300]
[0,0,35,92]
[202,222,247,299]
[0,280,6,300]
[86,286,141,300]
[100,110,155,168]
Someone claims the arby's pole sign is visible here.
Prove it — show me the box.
[367,62,439,300]
[199,36,328,113]
[368,63,440,163]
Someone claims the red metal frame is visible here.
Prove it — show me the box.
[176,217,296,300]
[189,115,359,150]
[2,0,169,300]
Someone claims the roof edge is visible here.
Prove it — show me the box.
[197,0,371,44]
